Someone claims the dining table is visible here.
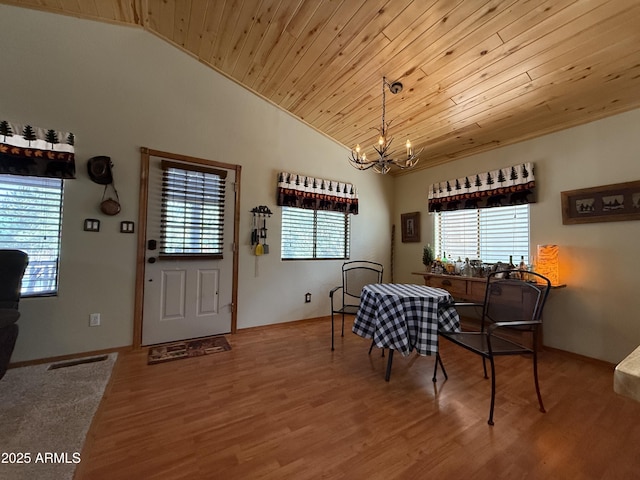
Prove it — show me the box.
[352,283,461,381]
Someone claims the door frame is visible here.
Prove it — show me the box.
[133,147,241,349]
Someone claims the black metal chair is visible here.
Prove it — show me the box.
[0,249,29,380]
[434,269,551,425]
[330,260,383,351]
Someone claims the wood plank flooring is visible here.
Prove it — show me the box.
[75,317,640,479]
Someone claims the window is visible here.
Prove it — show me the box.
[281,206,350,260]
[0,174,63,296]
[160,162,226,258]
[435,204,529,263]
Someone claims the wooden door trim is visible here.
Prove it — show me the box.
[133,147,241,349]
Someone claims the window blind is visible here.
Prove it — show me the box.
[160,164,226,257]
[281,207,350,260]
[435,204,529,264]
[479,206,530,263]
[0,174,63,295]
[435,209,479,260]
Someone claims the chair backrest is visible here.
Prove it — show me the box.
[0,250,29,309]
[342,260,383,306]
[482,269,551,330]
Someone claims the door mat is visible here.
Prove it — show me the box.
[147,335,231,365]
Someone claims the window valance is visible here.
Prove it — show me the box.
[428,162,535,212]
[277,172,358,214]
[0,119,75,179]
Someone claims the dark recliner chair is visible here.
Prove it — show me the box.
[0,249,29,380]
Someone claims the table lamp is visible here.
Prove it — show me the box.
[537,244,559,286]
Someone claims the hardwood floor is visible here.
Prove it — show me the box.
[76,318,640,480]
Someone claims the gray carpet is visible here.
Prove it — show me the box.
[0,353,117,480]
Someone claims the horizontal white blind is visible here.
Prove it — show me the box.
[479,205,529,263]
[281,207,349,260]
[436,209,478,260]
[0,174,63,295]
[161,166,225,256]
[317,210,350,259]
[436,205,529,263]
[282,207,314,258]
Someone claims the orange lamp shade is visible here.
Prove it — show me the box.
[537,244,559,286]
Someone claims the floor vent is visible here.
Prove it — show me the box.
[48,355,109,370]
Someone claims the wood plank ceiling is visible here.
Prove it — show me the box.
[4,0,640,174]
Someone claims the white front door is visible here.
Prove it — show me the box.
[141,154,235,346]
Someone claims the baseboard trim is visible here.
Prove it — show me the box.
[543,345,616,370]
[8,345,132,369]
[236,316,330,334]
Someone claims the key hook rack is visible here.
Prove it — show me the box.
[251,205,272,255]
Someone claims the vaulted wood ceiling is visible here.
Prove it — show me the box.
[5,0,640,174]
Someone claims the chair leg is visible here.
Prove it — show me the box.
[482,357,488,379]
[488,355,496,426]
[384,349,394,382]
[432,352,448,382]
[331,313,335,351]
[341,313,345,337]
[533,350,546,413]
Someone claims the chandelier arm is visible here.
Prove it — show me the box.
[349,150,376,165]
[348,155,382,171]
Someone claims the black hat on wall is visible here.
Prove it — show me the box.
[87,156,113,185]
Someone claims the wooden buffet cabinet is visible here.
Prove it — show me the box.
[412,272,488,303]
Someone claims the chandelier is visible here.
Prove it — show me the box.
[348,77,421,174]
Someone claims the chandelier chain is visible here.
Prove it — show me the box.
[381,77,386,137]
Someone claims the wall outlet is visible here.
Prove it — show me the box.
[89,313,101,327]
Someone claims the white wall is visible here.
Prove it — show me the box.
[1,5,393,362]
[394,109,640,364]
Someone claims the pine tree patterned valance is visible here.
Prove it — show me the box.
[0,119,76,179]
[277,172,358,214]
[428,162,535,212]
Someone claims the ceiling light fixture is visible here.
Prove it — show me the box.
[348,77,421,174]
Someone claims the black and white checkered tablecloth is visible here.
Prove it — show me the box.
[352,283,460,357]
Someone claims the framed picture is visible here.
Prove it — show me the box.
[401,211,420,242]
[561,180,640,225]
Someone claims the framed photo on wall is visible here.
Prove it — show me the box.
[561,180,640,225]
[401,211,420,242]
